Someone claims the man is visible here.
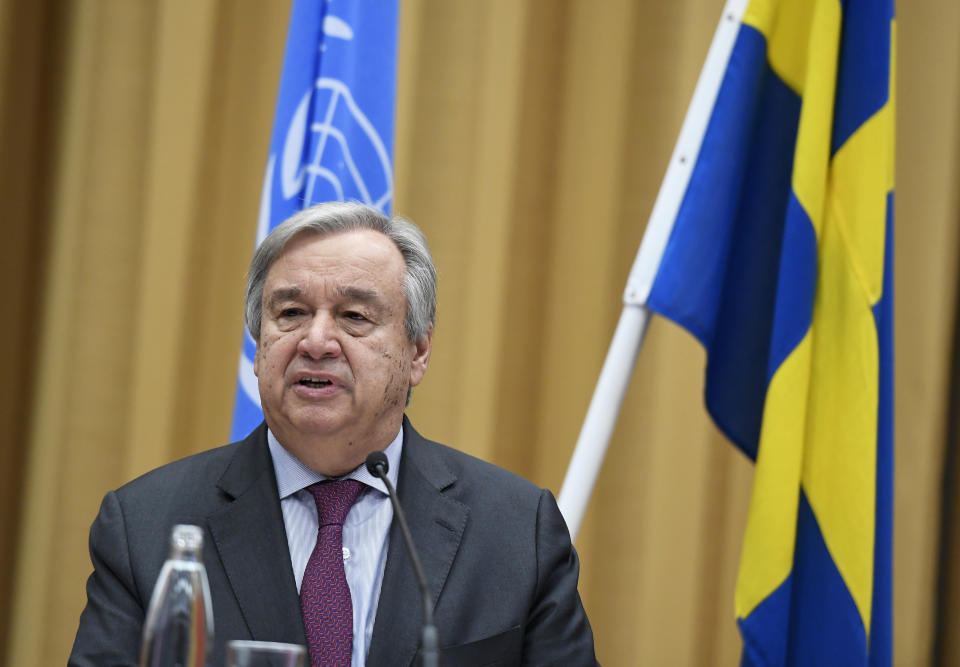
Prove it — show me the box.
[70,202,597,666]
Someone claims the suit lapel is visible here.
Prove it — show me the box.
[367,420,469,665]
[207,425,307,645]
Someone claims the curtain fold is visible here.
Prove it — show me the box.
[0,0,66,656]
[1,1,956,664]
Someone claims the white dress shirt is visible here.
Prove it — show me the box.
[267,428,402,667]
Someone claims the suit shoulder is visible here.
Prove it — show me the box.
[412,436,549,506]
[115,440,239,499]
[108,432,271,538]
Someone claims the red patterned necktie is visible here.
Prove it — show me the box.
[300,479,364,667]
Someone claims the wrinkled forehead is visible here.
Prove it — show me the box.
[275,227,405,268]
[265,228,408,299]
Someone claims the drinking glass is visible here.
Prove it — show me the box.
[225,640,306,667]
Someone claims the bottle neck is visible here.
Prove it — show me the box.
[168,545,202,562]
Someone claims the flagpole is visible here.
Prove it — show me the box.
[557,0,749,541]
[558,303,651,539]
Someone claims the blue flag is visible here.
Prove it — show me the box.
[643,0,894,663]
[230,0,399,441]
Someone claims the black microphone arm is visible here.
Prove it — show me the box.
[365,451,438,667]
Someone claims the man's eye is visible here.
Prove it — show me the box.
[279,308,304,318]
[344,311,367,322]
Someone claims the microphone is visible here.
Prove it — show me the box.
[365,451,438,667]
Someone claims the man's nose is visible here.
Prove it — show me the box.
[297,313,342,359]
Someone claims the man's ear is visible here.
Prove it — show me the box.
[409,325,433,387]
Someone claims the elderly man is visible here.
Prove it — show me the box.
[70,202,596,666]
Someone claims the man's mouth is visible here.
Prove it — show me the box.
[299,378,333,388]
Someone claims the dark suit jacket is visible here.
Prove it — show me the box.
[70,418,596,666]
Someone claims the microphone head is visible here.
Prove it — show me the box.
[365,451,389,477]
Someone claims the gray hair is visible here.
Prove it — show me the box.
[245,201,437,343]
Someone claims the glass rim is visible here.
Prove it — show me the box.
[226,640,306,654]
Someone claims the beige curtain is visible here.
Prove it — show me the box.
[2,0,957,664]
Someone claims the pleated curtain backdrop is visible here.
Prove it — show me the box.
[1,1,958,664]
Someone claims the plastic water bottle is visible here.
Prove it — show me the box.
[139,524,214,667]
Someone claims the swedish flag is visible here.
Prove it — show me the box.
[644,0,894,663]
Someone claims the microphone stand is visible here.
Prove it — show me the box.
[366,452,439,667]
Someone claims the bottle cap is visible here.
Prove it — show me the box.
[171,524,204,553]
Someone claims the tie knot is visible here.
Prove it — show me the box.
[307,479,364,526]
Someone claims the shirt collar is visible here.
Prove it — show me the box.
[267,426,403,500]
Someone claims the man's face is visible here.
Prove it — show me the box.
[253,229,432,475]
